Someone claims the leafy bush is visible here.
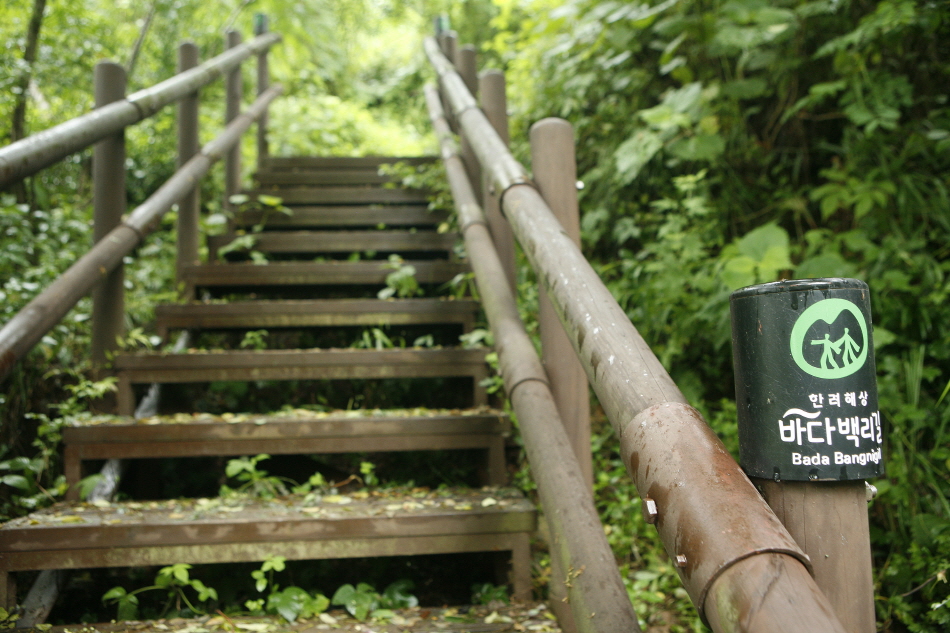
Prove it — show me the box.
[492,0,950,629]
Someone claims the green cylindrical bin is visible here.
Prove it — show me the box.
[730,278,883,481]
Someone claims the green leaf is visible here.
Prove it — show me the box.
[795,253,858,279]
[721,256,757,290]
[873,326,897,351]
[257,194,284,207]
[229,194,250,205]
[303,593,330,617]
[381,579,417,609]
[721,78,768,100]
[737,224,789,262]
[252,570,268,593]
[102,586,128,602]
[268,586,310,622]
[757,245,794,279]
[668,134,725,161]
[1,474,30,490]
[614,131,664,184]
[262,555,287,573]
[331,583,356,605]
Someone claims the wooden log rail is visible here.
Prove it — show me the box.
[0,32,281,188]
[0,48,283,382]
[425,85,638,633]
[424,36,849,633]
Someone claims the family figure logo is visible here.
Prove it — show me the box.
[790,298,869,379]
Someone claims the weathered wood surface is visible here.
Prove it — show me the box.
[115,347,489,375]
[0,488,533,552]
[255,169,394,186]
[63,409,510,494]
[262,155,436,170]
[41,603,561,633]
[180,261,469,287]
[155,298,478,334]
[234,205,446,228]
[246,186,429,205]
[0,488,534,601]
[113,348,490,414]
[0,488,533,604]
[207,230,458,257]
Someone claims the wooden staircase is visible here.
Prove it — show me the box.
[0,156,535,615]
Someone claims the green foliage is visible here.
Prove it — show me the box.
[331,580,418,622]
[239,330,269,351]
[471,582,509,605]
[378,254,423,299]
[103,564,218,620]
[493,0,950,628]
[244,556,331,622]
[220,454,293,499]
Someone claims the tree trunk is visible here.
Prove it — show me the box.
[9,0,48,204]
[11,0,48,143]
[126,1,159,83]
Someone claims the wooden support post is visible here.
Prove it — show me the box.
[530,119,591,487]
[176,42,200,298]
[530,119,590,633]
[91,62,126,368]
[254,14,270,171]
[224,30,242,212]
[457,45,482,203]
[0,571,15,610]
[442,31,459,133]
[457,45,478,98]
[479,70,516,293]
[755,479,876,633]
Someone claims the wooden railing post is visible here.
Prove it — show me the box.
[457,45,481,202]
[442,31,459,133]
[224,30,242,211]
[91,61,127,367]
[530,118,592,487]
[530,119,591,633]
[176,41,200,298]
[478,70,516,292]
[254,14,269,171]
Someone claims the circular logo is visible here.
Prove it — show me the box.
[790,298,868,379]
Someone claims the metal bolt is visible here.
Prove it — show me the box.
[641,496,658,524]
[675,554,687,567]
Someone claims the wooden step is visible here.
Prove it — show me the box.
[114,347,491,414]
[255,169,395,186]
[155,298,479,337]
[234,205,447,228]
[247,187,429,205]
[262,155,436,170]
[181,261,468,288]
[207,230,459,259]
[63,408,510,498]
[41,603,561,633]
[0,487,535,607]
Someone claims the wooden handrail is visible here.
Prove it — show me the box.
[0,85,282,382]
[425,84,639,633]
[0,32,281,188]
[424,36,848,633]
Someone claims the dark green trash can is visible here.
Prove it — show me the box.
[730,278,883,481]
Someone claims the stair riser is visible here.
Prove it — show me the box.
[248,187,429,205]
[256,171,394,186]
[262,156,436,170]
[235,207,446,228]
[208,232,458,257]
[181,262,469,287]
